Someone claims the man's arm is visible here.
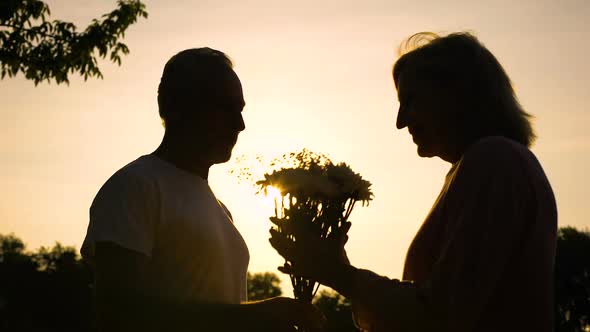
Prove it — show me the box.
[94,241,325,332]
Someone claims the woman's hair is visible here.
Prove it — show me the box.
[392,32,536,147]
[157,48,233,127]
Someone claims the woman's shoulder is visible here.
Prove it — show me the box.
[448,136,544,188]
[460,136,536,170]
[466,136,530,158]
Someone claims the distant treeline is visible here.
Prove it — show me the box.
[0,227,588,331]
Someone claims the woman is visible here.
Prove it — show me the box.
[270,32,557,332]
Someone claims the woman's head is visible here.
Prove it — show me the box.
[393,32,535,162]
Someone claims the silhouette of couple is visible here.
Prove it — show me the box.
[82,32,557,332]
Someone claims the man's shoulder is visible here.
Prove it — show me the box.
[94,156,161,202]
[107,155,163,183]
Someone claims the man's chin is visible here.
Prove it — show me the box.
[211,150,233,164]
[416,145,435,158]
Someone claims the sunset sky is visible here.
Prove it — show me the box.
[1,0,589,290]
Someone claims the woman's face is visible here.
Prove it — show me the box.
[395,70,463,163]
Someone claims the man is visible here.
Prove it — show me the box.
[82,48,325,332]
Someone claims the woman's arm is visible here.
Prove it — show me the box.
[272,232,436,331]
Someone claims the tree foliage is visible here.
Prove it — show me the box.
[0,0,147,85]
[247,271,283,301]
[0,234,94,331]
[313,289,357,331]
[555,227,590,332]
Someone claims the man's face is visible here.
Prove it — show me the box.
[395,70,460,161]
[180,68,246,164]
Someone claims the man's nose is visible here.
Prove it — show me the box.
[396,106,408,129]
[237,113,246,132]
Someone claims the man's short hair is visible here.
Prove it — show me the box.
[393,32,536,147]
[157,48,233,126]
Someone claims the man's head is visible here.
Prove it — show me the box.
[157,48,245,165]
[392,32,535,162]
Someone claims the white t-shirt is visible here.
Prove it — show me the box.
[81,154,250,304]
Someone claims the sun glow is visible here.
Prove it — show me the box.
[263,186,282,209]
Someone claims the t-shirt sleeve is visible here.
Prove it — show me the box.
[81,169,160,262]
[426,138,534,331]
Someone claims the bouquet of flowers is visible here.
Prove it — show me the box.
[255,149,373,302]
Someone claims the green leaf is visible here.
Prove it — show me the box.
[0,0,148,85]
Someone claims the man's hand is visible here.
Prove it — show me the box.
[249,297,326,332]
[269,219,351,285]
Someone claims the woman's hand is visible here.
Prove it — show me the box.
[249,296,326,332]
[269,220,352,285]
